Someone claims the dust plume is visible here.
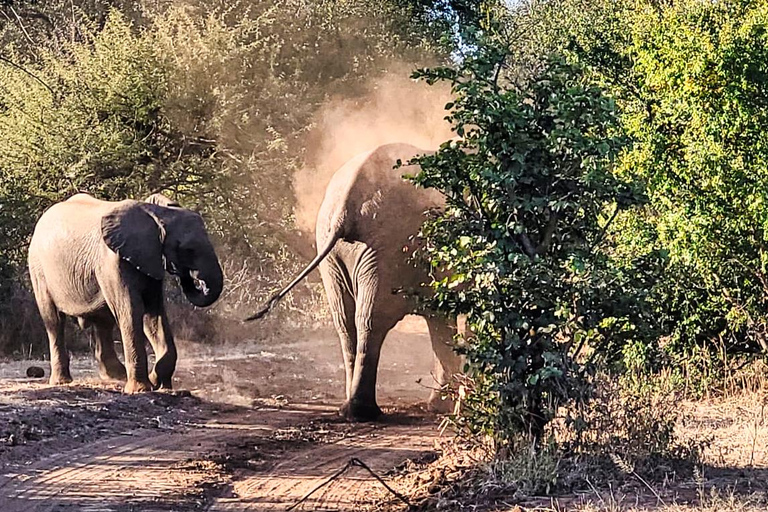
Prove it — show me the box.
[294,66,455,233]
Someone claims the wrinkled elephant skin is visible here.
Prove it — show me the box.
[250,143,463,421]
[28,193,223,392]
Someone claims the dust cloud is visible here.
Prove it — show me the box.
[285,68,455,406]
[293,66,455,233]
[175,68,455,409]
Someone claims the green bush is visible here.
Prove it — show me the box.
[620,0,768,355]
[492,0,768,369]
[410,24,649,447]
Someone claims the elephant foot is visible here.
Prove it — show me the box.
[149,371,173,391]
[48,373,73,386]
[339,400,383,422]
[124,378,153,394]
[99,362,127,382]
[427,390,455,414]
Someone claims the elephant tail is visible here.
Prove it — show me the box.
[244,231,340,322]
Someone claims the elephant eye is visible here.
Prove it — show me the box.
[178,246,194,257]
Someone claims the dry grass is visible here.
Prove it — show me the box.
[678,392,768,469]
[378,373,768,512]
[519,390,768,511]
[533,488,768,511]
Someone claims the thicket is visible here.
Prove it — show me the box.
[544,0,768,366]
[408,0,768,476]
[3,0,768,490]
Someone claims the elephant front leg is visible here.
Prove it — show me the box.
[112,303,153,394]
[144,312,177,390]
[92,319,127,381]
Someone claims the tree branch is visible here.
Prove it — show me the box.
[0,54,54,96]
[536,210,558,254]
[519,232,537,258]
[589,203,620,253]
[8,5,34,44]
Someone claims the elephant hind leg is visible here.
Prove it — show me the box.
[343,259,404,422]
[425,315,463,413]
[91,317,126,381]
[344,315,402,421]
[320,259,357,400]
[32,285,71,385]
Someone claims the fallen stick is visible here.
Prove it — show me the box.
[286,456,411,511]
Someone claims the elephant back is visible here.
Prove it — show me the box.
[315,143,444,248]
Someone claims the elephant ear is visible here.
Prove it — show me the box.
[101,202,166,280]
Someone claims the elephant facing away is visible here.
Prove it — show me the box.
[28,193,223,393]
[248,143,463,421]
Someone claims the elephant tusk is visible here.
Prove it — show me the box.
[190,270,210,296]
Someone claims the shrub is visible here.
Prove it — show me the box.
[410,24,648,447]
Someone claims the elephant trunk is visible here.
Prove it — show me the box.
[179,259,223,308]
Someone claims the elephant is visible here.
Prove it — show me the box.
[27,192,223,393]
[247,142,463,421]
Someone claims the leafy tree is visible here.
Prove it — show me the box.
[410,33,646,446]
[502,0,768,361]
[0,11,219,271]
[620,0,768,354]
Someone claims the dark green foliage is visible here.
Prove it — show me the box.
[410,34,647,445]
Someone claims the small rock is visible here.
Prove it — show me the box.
[26,366,45,379]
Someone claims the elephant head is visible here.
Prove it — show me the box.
[101,195,223,307]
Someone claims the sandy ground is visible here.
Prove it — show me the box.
[2,316,768,511]
[0,316,448,511]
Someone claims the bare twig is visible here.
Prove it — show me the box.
[571,333,588,362]
[8,5,34,44]
[584,476,608,509]
[611,454,667,507]
[632,470,667,507]
[0,54,54,96]
[590,203,620,253]
[286,457,410,511]
[70,0,75,39]
[749,403,765,467]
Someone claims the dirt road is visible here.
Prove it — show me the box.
[0,320,447,511]
[0,399,439,511]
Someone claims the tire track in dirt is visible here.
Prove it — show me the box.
[210,419,438,511]
[0,406,305,512]
[0,426,220,511]
[0,404,441,512]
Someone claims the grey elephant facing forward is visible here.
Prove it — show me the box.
[248,143,463,421]
[28,193,223,393]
